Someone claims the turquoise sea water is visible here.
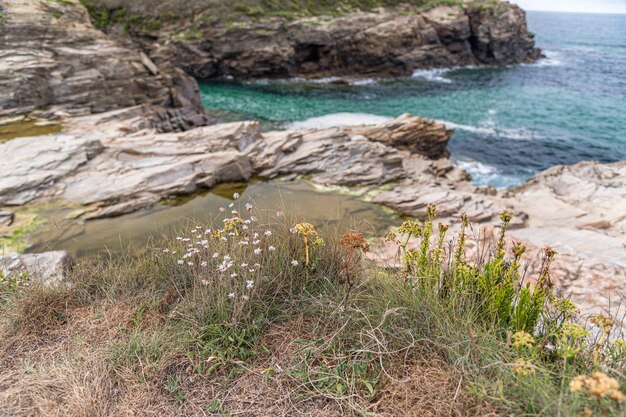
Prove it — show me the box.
[199,11,626,188]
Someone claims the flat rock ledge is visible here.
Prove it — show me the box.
[0,251,73,285]
[0,109,453,218]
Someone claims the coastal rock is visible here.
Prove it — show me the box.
[0,251,73,285]
[0,110,451,217]
[154,2,540,79]
[0,0,207,130]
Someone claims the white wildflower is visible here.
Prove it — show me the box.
[246,203,253,211]
[291,260,299,266]
[264,230,272,237]
[268,246,276,252]
[241,263,249,268]
[201,261,208,267]
[246,280,254,289]
[201,279,209,286]
[276,211,284,217]
[228,292,235,299]
[254,248,262,255]
[219,207,226,213]
[253,239,261,245]
[233,192,240,200]
[163,249,170,253]
[213,252,219,258]
[177,260,184,265]
[187,261,193,266]
[231,273,237,278]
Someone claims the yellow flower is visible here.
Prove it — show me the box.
[294,222,317,236]
[397,220,422,237]
[512,358,535,377]
[224,216,244,232]
[561,322,588,339]
[512,331,535,349]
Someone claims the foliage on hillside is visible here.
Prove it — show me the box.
[1,197,624,416]
[79,0,482,33]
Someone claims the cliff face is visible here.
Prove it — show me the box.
[0,0,206,131]
[155,2,541,79]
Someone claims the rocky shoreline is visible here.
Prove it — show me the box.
[0,0,624,318]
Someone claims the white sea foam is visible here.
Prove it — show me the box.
[285,113,392,130]
[411,68,453,83]
[527,50,562,67]
[454,159,520,189]
[437,119,536,141]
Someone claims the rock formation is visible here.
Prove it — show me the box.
[0,251,73,285]
[0,109,453,218]
[152,2,541,80]
[0,0,206,131]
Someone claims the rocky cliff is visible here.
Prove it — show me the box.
[148,1,541,79]
[0,0,206,131]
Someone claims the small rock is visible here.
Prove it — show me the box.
[0,211,14,226]
[0,251,73,285]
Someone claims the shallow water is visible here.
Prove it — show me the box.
[198,11,626,188]
[27,181,401,258]
[0,119,62,142]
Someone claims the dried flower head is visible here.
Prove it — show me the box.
[570,372,626,402]
[339,231,369,253]
[384,231,400,244]
[591,314,615,331]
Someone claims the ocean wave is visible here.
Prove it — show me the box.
[437,119,537,141]
[527,50,563,67]
[454,159,521,189]
[411,68,453,83]
[285,113,392,130]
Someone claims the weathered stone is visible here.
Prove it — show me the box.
[0,0,207,131]
[155,2,540,80]
[0,251,73,285]
[0,111,449,217]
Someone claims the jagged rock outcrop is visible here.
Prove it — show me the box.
[153,1,540,80]
[0,109,452,218]
[0,0,207,131]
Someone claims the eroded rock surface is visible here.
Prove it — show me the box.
[154,1,540,79]
[0,0,207,131]
[0,109,451,218]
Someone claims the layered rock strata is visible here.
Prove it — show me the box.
[152,1,541,79]
[0,0,206,131]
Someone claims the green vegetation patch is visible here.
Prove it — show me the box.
[1,197,623,415]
